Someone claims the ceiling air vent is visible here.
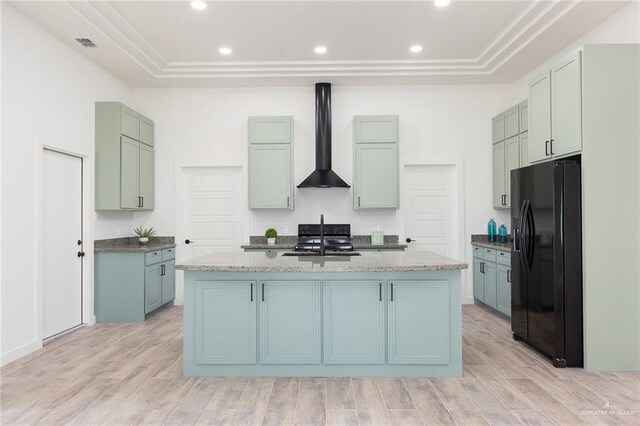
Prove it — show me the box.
[74,38,97,48]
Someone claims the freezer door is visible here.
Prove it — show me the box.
[510,167,528,340]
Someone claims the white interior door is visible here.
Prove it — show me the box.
[43,149,83,339]
[403,164,459,258]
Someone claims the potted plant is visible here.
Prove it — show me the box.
[133,227,156,245]
[265,228,278,245]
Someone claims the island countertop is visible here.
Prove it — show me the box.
[176,250,467,272]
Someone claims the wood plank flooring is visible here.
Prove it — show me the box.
[1,305,638,425]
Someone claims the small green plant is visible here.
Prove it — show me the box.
[265,228,278,239]
[133,227,156,238]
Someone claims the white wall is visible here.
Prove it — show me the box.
[0,4,137,365]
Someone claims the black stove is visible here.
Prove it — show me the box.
[294,223,354,252]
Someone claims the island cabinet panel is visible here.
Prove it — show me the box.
[195,281,256,364]
[259,281,321,364]
[388,281,450,364]
[324,281,385,364]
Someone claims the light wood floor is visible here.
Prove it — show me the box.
[1,305,638,425]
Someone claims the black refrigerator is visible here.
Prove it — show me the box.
[511,156,583,368]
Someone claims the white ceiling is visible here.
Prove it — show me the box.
[9,0,631,87]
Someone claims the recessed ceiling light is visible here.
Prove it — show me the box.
[314,46,327,54]
[219,47,232,55]
[410,45,423,53]
[191,0,207,10]
[435,0,450,7]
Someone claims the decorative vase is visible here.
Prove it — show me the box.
[267,237,276,245]
[138,237,149,245]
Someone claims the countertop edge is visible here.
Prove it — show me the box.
[94,243,177,253]
[176,264,468,272]
[470,241,510,251]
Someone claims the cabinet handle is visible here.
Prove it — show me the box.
[250,283,253,302]
[545,141,549,156]
[161,264,165,276]
[390,283,394,301]
[480,262,484,273]
[286,196,290,207]
[379,282,382,301]
[550,139,554,155]
[137,196,142,208]
[262,283,265,302]
[358,196,361,207]
[507,270,511,283]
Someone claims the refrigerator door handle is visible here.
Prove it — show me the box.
[512,227,520,252]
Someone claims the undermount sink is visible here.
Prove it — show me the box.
[282,251,361,257]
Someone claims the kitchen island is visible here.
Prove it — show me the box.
[177,250,467,377]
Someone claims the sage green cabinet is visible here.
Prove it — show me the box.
[388,281,450,364]
[95,247,175,323]
[497,264,511,317]
[259,281,321,364]
[483,261,498,309]
[473,245,510,318]
[248,117,294,210]
[518,100,528,132]
[324,281,385,364]
[492,113,505,143]
[472,258,484,302]
[194,281,256,364]
[505,106,520,139]
[529,51,582,164]
[519,132,529,167]
[353,116,399,210]
[492,142,505,209]
[95,102,155,211]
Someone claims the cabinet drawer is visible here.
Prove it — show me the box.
[162,247,175,261]
[497,250,510,266]
[483,248,497,262]
[145,250,161,265]
[473,246,483,259]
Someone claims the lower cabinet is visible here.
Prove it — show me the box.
[388,281,450,364]
[161,260,176,305]
[324,281,385,364]
[483,261,498,309]
[144,263,163,314]
[260,281,321,364]
[496,264,511,317]
[195,282,256,364]
[473,245,511,318]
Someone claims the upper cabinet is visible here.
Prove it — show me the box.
[529,51,582,163]
[492,101,528,209]
[248,116,294,210]
[353,116,399,210]
[95,102,155,211]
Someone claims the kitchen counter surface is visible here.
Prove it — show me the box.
[471,234,511,251]
[176,250,467,272]
[94,237,176,253]
[240,235,407,251]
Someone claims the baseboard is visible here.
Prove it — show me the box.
[462,296,474,304]
[1,340,41,367]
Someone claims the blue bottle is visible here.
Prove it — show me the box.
[488,219,496,242]
[499,225,508,243]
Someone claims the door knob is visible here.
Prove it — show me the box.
[77,240,83,246]
[406,238,414,243]
[185,239,192,244]
[77,251,85,257]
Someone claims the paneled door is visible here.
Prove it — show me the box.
[176,165,246,304]
[403,164,459,258]
[42,149,83,339]
[528,70,552,163]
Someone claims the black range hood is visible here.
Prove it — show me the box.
[297,83,350,188]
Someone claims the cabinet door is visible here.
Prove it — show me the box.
[355,143,398,209]
[194,281,256,364]
[519,132,529,167]
[497,264,511,317]
[249,144,293,209]
[161,260,175,305]
[551,52,582,157]
[504,106,520,138]
[504,136,520,209]
[492,141,506,208]
[518,100,528,133]
[354,116,399,143]
[473,258,484,302]
[483,261,498,309]
[120,136,140,209]
[324,281,384,364]
[388,281,450,364]
[121,105,140,140]
[259,281,321,364]
[144,263,162,314]
[248,116,293,144]
[492,113,505,143]
[139,115,154,147]
[529,70,552,163]
[139,144,154,210]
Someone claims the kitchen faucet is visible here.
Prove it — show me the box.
[319,214,325,256]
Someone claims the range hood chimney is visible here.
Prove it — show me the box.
[297,83,350,188]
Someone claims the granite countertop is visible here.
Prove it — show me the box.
[176,250,467,273]
[94,237,176,253]
[470,234,511,251]
[240,235,407,251]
